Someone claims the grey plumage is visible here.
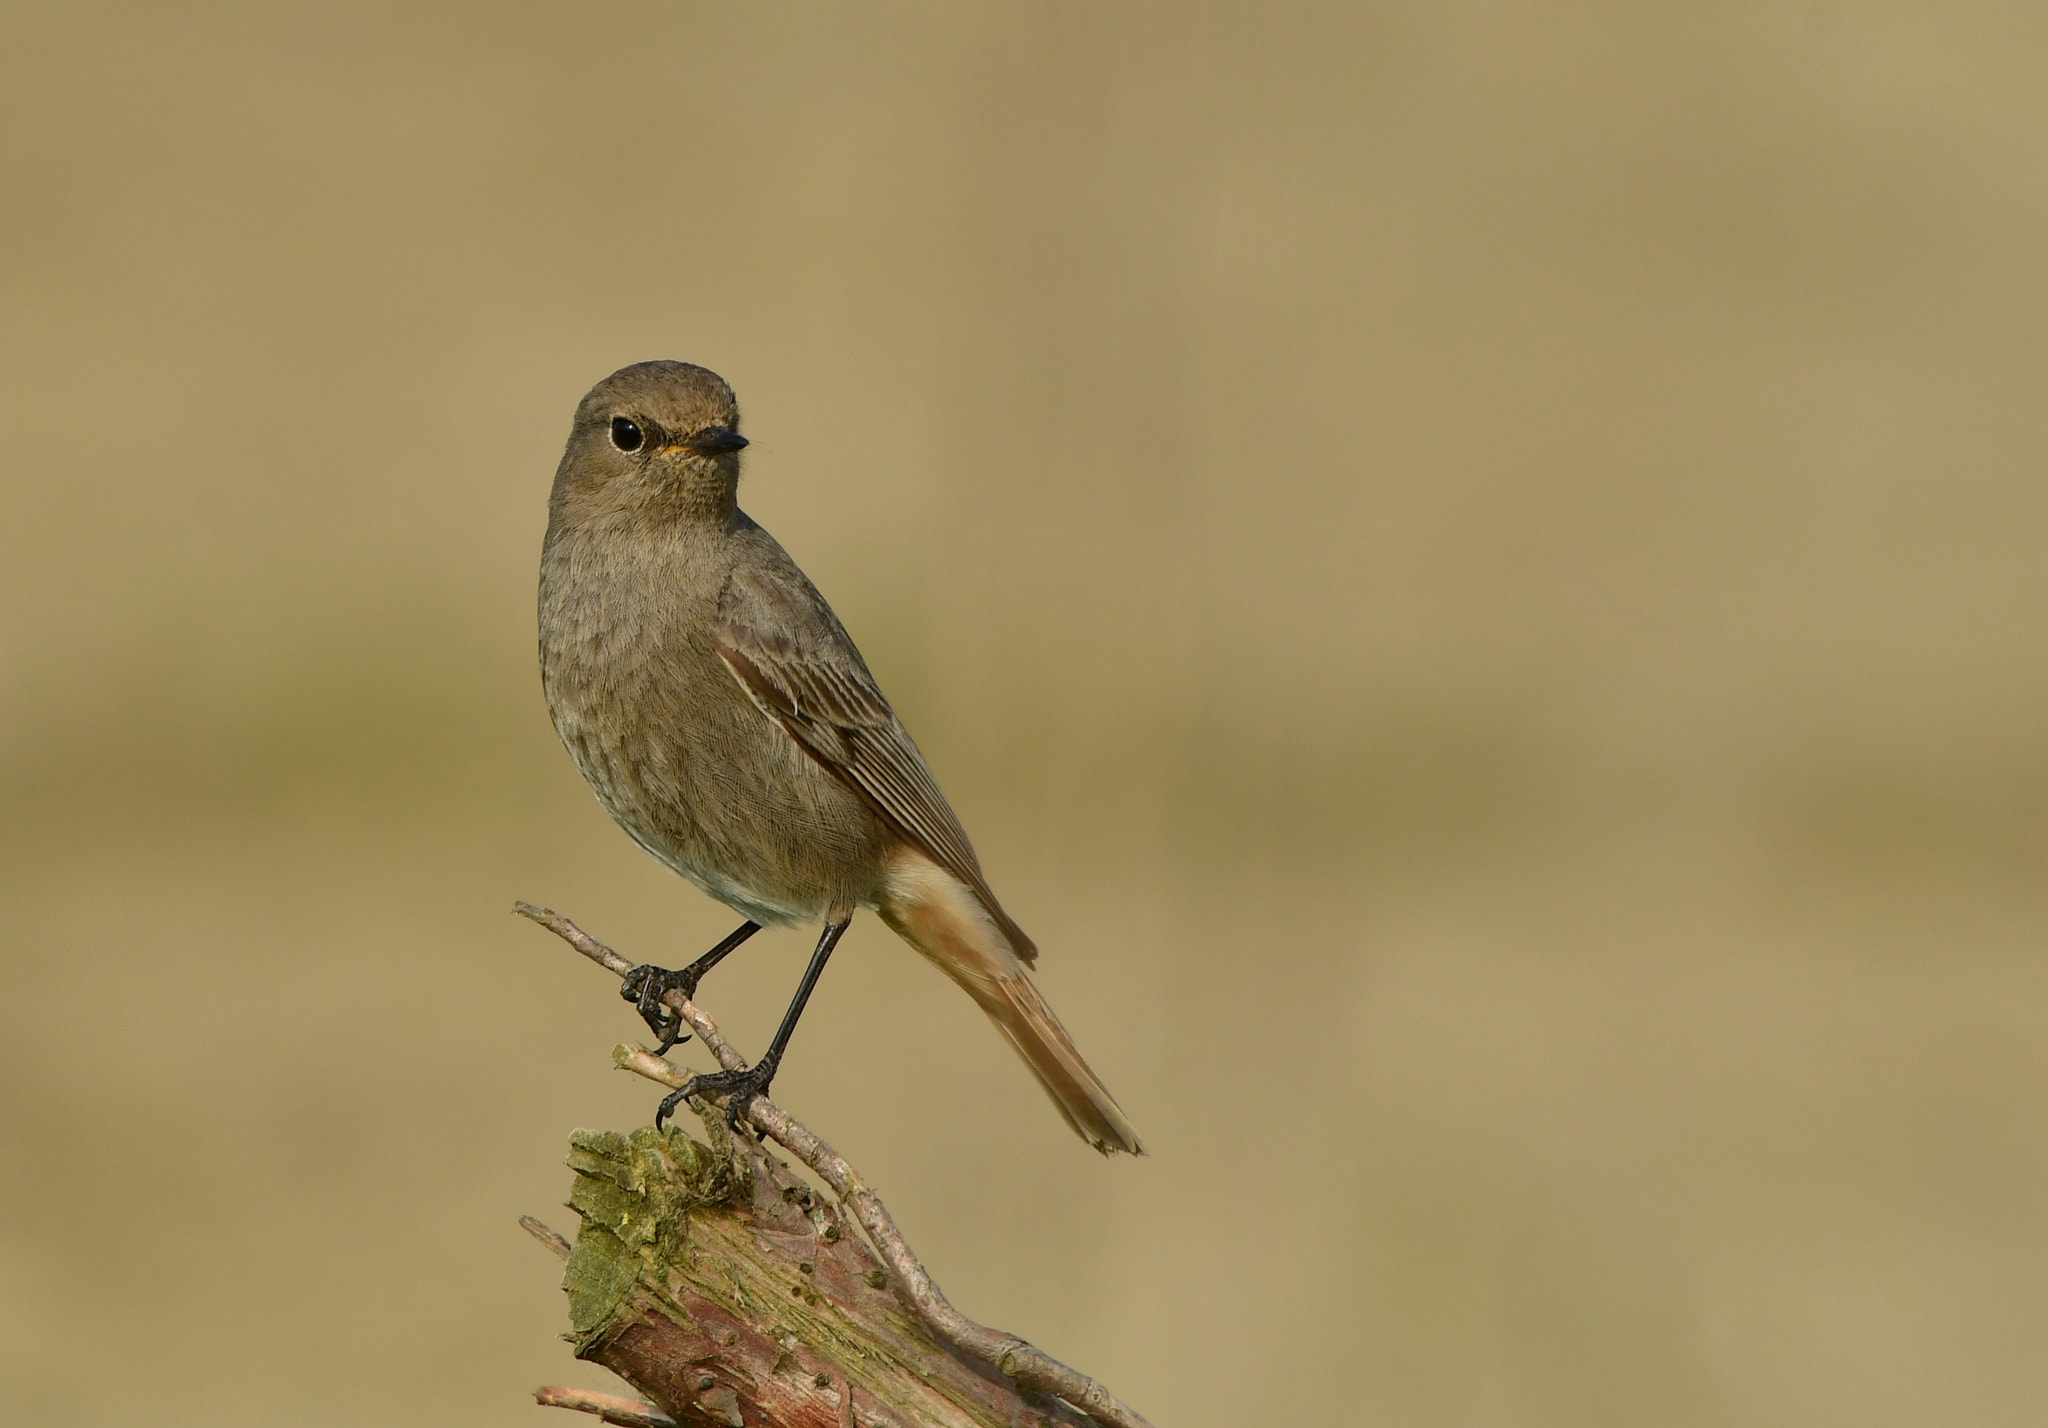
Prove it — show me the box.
[538,361,1141,1154]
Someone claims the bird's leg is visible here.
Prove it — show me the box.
[621,920,762,1055]
[658,916,850,1132]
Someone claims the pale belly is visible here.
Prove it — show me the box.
[545,656,889,928]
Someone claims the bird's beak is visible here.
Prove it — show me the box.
[666,427,749,456]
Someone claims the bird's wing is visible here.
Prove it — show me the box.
[712,562,1038,963]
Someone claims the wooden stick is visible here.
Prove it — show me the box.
[515,901,1155,1428]
[535,1385,678,1428]
[521,1214,573,1260]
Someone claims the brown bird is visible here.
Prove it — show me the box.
[538,361,1142,1154]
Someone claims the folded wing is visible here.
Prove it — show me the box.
[712,563,1038,964]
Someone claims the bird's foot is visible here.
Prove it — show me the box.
[620,963,698,1054]
[657,1062,778,1134]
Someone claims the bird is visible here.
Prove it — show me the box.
[538,360,1142,1155]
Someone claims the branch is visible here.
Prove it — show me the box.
[535,1385,678,1428]
[515,901,1155,1428]
[521,1214,574,1260]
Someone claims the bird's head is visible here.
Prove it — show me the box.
[553,360,748,523]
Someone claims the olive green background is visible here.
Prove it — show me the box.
[4,4,2045,1425]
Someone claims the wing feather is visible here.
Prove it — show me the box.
[713,565,1037,963]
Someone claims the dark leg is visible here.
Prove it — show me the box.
[657,916,850,1132]
[621,920,762,1054]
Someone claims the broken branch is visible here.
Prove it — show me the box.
[515,901,1154,1428]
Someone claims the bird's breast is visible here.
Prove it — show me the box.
[538,532,886,924]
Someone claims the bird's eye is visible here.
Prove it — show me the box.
[609,416,644,452]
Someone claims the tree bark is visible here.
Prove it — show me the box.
[518,902,1154,1428]
[540,1108,1090,1428]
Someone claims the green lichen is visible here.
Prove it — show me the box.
[560,1107,750,1348]
[555,1110,1018,1427]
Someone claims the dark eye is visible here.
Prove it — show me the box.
[609,416,644,452]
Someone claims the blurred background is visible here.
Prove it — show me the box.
[3,3,2045,1425]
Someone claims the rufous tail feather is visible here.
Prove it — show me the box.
[878,852,1143,1155]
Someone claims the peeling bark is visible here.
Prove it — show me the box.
[547,1112,1090,1428]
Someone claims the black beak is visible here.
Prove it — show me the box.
[680,426,749,455]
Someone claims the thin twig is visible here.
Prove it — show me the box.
[534,1385,677,1428]
[520,901,638,977]
[515,901,1156,1428]
[520,1214,573,1260]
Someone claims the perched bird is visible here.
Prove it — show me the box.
[538,361,1142,1154]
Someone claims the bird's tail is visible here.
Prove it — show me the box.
[878,852,1144,1156]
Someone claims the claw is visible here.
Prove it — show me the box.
[620,964,696,1054]
[617,920,788,1133]
[669,1064,776,1136]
